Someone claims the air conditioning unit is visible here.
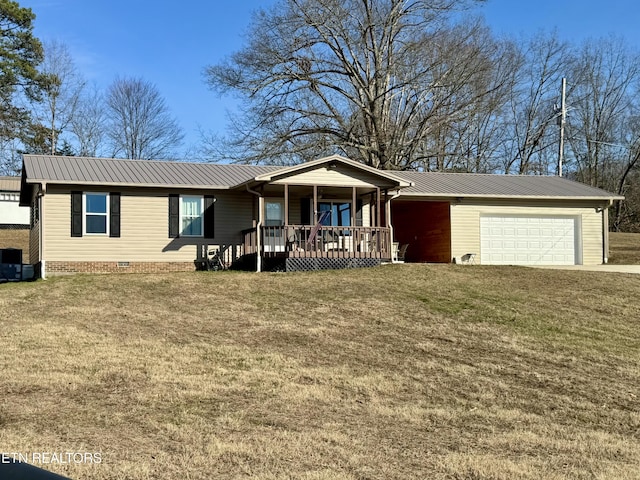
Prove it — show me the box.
[0,248,34,282]
[0,263,21,282]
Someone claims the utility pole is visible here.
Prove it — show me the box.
[557,77,566,177]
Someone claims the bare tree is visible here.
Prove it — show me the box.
[70,83,106,156]
[428,28,519,173]
[205,0,497,169]
[27,40,85,155]
[501,32,570,174]
[566,36,640,189]
[106,76,183,159]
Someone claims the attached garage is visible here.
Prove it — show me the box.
[480,215,579,265]
[393,172,624,266]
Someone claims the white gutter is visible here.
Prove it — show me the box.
[38,184,46,279]
[602,199,614,264]
[245,184,262,272]
[387,190,402,262]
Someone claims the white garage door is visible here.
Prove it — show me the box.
[480,215,578,265]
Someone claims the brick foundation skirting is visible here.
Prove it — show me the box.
[46,261,198,275]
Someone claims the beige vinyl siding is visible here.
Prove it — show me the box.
[450,200,605,265]
[288,195,302,224]
[362,203,371,227]
[271,165,396,188]
[43,187,254,263]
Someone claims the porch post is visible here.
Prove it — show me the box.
[257,195,264,272]
[376,187,381,227]
[351,187,356,227]
[284,184,289,226]
[386,190,394,261]
[313,185,318,222]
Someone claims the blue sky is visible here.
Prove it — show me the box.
[23,0,640,157]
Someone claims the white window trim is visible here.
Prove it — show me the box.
[83,192,109,236]
[265,198,285,226]
[179,195,204,237]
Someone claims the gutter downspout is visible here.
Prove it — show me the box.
[602,199,613,264]
[387,190,402,262]
[246,184,262,272]
[39,183,46,279]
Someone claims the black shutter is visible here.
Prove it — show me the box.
[109,193,121,238]
[355,199,363,227]
[204,195,215,238]
[169,194,180,238]
[301,198,311,225]
[71,191,83,237]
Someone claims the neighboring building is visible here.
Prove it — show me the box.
[19,154,623,277]
[0,176,30,228]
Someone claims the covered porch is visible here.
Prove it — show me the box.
[238,156,411,271]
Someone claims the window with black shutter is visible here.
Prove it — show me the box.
[72,192,117,236]
[204,195,215,238]
[71,191,83,237]
[168,194,180,238]
[170,194,211,238]
[109,193,121,238]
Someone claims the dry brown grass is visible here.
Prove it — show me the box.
[609,232,640,264]
[1,265,639,479]
[0,229,29,262]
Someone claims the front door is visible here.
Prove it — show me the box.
[264,199,285,252]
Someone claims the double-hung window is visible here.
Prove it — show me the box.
[180,196,204,237]
[168,194,214,238]
[71,191,120,238]
[84,193,109,235]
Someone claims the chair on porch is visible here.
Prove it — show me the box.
[398,243,409,262]
[285,226,300,252]
[392,243,409,263]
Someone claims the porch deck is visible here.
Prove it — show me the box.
[242,225,392,260]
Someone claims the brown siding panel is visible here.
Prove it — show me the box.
[392,201,451,263]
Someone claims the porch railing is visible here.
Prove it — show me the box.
[242,226,392,259]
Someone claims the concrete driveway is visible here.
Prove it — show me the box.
[531,264,640,274]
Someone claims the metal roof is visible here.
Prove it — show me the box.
[394,171,622,200]
[0,176,21,192]
[21,155,622,201]
[22,155,280,189]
